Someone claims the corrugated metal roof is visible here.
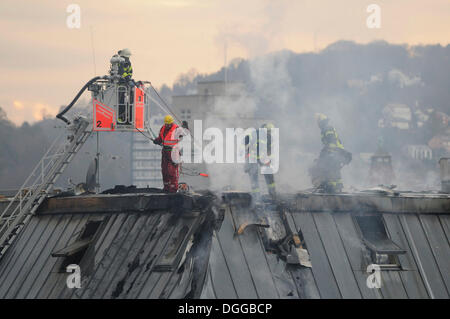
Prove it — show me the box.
[203,205,319,299]
[0,194,214,299]
[0,192,449,299]
[205,193,450,299]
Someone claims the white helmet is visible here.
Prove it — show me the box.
[118,48,132,58]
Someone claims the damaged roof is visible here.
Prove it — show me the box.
[0,193,215,299]
[205,194,450,299]
[0,191,449,299]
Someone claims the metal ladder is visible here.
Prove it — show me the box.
[0,117,92,258]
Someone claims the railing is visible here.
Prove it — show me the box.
[117,85,129,124]
[0,117,92,257]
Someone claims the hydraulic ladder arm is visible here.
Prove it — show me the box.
[0,117,92,258]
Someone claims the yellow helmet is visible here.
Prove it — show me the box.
[315,113,329,126]
[164,115,174,124]
[315,113,327,122]
[261,122,275,130]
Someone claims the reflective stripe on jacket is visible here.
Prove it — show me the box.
[121,65,133,78]
[321,127,344,150]
[245,130,272,164]
[159,124,180,147]
[119,59,133,78]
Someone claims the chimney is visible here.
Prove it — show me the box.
[439,157,450,193]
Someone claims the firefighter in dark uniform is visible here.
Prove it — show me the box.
[245,123,277,202]
[309,113,352,193]
[118,48,133,82]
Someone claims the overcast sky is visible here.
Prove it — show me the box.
[1,0,449,125]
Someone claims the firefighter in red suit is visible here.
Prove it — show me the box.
[153,115,187,193]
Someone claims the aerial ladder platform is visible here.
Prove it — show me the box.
[0,53,152,259]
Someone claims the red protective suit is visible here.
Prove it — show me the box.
[161,149,179,192]
[154,123,181,193]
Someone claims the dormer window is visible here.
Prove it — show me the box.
[52,220,103,272]
[354,215,406,270]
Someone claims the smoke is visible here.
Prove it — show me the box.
[204,50,367,193]
[198,40,446,194]
[214,0,290,58]
[347,74,383,93]
[208,3,349,193]
[2,41,449,194]
[201,51,320,193]
[348,70,423,92]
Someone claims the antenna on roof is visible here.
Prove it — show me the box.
[86,157,98,193]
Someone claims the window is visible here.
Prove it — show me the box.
[52,220,103,272]
[354,215,405,270]
[181,109,191,120]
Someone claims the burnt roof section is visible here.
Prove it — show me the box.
[0,191,449,299]
[205,200,450,298]
[37,192,213,215]
[207,192,450,299]
[0,193,216,299]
